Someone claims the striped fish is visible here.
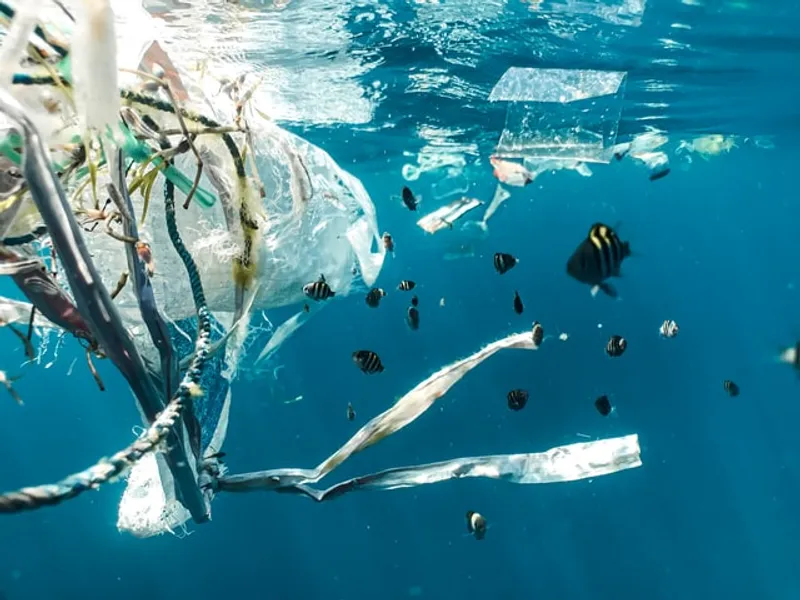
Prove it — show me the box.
[352,350,384,374]
[566,223,631,298]
[398,280,416,291]
[493,252,517,275]
[659,319,679,338]
[606,335,627,357]
[303,274,336,301]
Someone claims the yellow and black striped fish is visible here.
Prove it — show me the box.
[566,223,631,298]
[303,274,336,301]
[352,350,384,374]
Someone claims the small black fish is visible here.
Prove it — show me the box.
[723,379,740,397]
[410,295,419,307]
[303,274,335,301]
[401,186,419,211]
[606,335,627,358]
[303,303,310,313]
[513,290,523,315]
[507,389,529,411]
[466,510,487,540]
[493,252,517,275]
[406,306,420,330]
[398,280,416,291]
[353,350,384,374]
[531,321,544,348]
[566,222,631,298]
[365,287,386,308]
[347,402,356,421]
[649,167,671,181]
[595,395,613,416]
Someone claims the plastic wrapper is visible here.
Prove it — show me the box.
[416,196,483,234]
[489,68,627,163]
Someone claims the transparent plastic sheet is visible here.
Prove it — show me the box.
[489,68,627,163]
[523,0,647,27]
[218,331,642,496]
[118,315,231,537]
[0,295,56,329]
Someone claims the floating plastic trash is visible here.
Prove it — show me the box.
[431,171,470,201]
[489,67,628,163]
[523,0,647,27]
[417,196,484,234]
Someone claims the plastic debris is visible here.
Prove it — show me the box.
[489,67,628,163]
[416,196,484,234]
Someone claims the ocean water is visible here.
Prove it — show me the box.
[1,1,800,599]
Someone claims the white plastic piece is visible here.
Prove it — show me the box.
[254,307,317,366]
[71,0,122,142]
[416,197,483,234]
[480,184,512,229]
[489,68,627,104]
[0,296,56,329]
[0,0,46,89]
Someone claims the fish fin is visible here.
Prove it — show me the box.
[590,285,600,298]
[330,291,336,297]
[598,282,618,298]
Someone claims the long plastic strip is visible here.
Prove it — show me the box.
[221,434,642,502]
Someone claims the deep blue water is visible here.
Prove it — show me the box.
[2,1,800,599]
